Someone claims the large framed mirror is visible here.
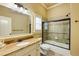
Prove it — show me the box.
[0,3,31,36]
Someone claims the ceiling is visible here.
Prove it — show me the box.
[21,3,58,10]
[41,3,57,9]
[44,3,56,8]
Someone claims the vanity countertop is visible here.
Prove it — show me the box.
[0,37,41,56]
[0,34,33,41]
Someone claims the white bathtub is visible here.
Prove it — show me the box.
[44,40,69,49]
[40,43,70,56]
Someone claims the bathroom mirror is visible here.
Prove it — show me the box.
[0,4,31,36]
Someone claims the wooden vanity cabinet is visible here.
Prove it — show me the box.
[5,41,41,56]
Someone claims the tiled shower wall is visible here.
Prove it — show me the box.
[43,20,69,44]
[48,20,69,44]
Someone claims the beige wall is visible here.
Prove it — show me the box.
[47,4,70,20]
[70,4,79,56]
[0,5,29,34]
[22,3,47,21]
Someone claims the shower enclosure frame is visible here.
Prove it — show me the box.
[42,18,71,50]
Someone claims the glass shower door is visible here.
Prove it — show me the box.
[42,18,70,50]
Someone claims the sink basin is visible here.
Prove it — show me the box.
[16,42,30,46]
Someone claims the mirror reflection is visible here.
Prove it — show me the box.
[0,4,31,36]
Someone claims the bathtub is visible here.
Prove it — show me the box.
[44,40,69,50]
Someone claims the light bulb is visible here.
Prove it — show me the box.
[18,7,23,13]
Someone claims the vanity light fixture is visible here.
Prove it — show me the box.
[0,3,30,15]
[14,3,30,15]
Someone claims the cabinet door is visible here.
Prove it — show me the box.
[25,49,37,56]
[24,42,41,56]
[36,42,41,56]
